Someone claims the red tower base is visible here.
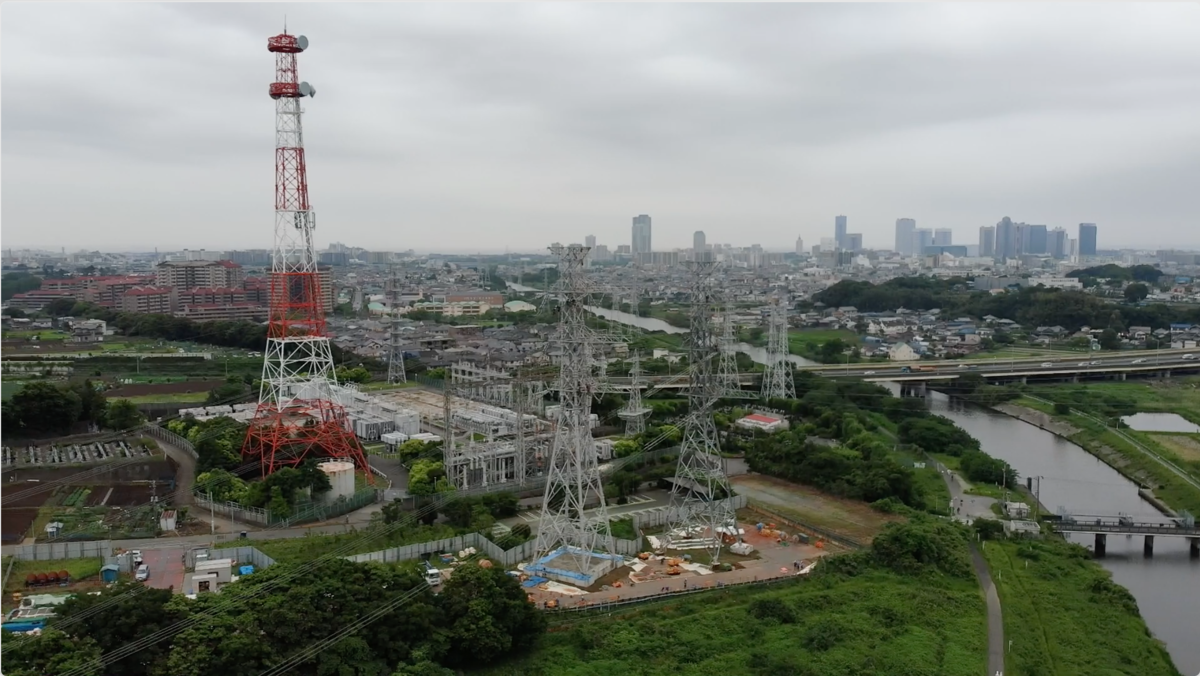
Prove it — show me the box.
[242,399,373,483]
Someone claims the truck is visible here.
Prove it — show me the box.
[422,561,442,587]
[916,365,936,372]
[900,366,912,373]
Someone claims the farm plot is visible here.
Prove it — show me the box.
[105,380,223,398]
[1,439,157,468]
[2,508,39,543]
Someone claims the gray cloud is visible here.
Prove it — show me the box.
[3,2,1199,252]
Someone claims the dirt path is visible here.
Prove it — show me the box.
[730,474,900,542]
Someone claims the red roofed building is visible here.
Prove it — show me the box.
[120,286,178,314]
[6,289,78,311]
[85,276,156,307]
[736,412,787,433]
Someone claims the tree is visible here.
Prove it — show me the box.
[436,563,546,667]
[52,581,185,676]
[206,376,248,404]
[1,380,83,434]
[71,380,109,425]
[1098,328,1121,351]
[105,399,146,431]
[0,627,104,676]
[1123,283,1149,303]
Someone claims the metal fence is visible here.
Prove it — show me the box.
[8,540,114,561]
[342,530,641,568]
[143,424,198,460]
[629,494,748,533]
[193,492,272,526]
[212,546,278,570]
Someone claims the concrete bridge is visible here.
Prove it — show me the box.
[1046,513,1200,558]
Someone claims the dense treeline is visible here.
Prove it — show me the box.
[39,300,381,369]
[2,271,43,301]
[1,558,545,676]
[0,380,144,437]
[745,374,1016,504]
[1066,264,1163,286]
[811,276,1199,332]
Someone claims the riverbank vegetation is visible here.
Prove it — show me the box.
[1012,395,1200,516]
[476,518,987,676]
[982,537,1182,676]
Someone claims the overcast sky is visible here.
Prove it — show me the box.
[3,3,1199,254]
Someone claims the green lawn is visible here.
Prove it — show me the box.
[116,391,211,404]
[474,568,988,676]
[216,523,463,564]
[981,538,1180,676]
[787,328,858,352]
[3,330,69,341]
[3,557,105,594]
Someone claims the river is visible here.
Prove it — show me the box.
[581,305,819,367]
[886,385,1199,675]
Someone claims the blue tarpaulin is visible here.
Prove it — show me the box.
[239,565,255,576]
[522,576,548,588]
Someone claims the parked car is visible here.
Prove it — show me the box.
[130,550,143,566]
[135,565,149,582]
[1183,354,1196,360]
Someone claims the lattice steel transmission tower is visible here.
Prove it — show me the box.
[666,256,738,563]
[529,245,620,584]
[761,293,796,401]
[716,299,750,398]
[386,267,407,384]
[618,352,653,437]
[242,30,370,478]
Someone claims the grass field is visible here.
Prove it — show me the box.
[215,523,462,564]
[1150,434,1200,463]
[729,474,901,542]
[3,557,108,612]
[1026,377,1200,421]
[475,567,988,676]
[786,328,858,352]
[3,330,69,341]
[115,391,211,404]
[982,538,1180,676]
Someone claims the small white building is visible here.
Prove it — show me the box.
[888,343,919,362]
[1003,502,1030,518]
[736,413,787,433]
[159,510,177,532]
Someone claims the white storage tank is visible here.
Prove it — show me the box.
[318,461,356,502]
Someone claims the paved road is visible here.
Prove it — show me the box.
[970,543,1005,676]
[933,463,1004,676]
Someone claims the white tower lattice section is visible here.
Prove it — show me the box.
[618,352,653,437]
[761,293,796,401]
[529,245,619,583]
[387,268,407,384]
[665,256,737,564]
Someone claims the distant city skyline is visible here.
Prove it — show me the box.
[3,4,1198,252]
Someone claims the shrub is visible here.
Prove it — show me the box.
[1053,402,1071,415]
[748,597,796,624]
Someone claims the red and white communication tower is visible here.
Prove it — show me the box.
[242,30,370,478]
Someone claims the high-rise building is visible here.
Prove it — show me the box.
[693,230,706,252]
[795,235,805,256]
[585,234,596,249]
[895,218,916,255]
[1023,225,1047,255]
[933,229,953,246]
[156,260,245,290]
[995,217,1017,260]
[632,215,652,255]
[846,233,863,252]
[1049,227,1068,259]
[834,215,848,249]
[979,226,996,258]
[1078,223,1097,257]
[912,229,933,255]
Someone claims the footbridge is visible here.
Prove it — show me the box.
[1046,511,1200,557]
